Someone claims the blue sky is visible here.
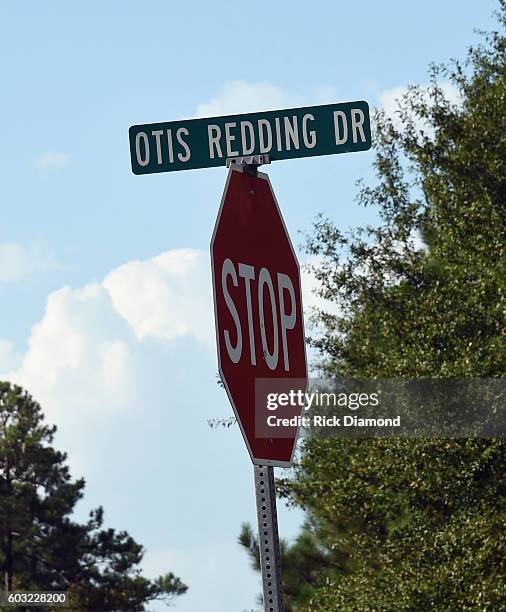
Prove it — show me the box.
[0,2,498,610]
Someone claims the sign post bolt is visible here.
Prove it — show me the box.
[254,464,284,612]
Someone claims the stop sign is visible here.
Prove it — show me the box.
[211,165,307,466]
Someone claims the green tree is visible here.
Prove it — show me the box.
[0,381,187,611]
[239,521,346,612]
[241,3,506,609]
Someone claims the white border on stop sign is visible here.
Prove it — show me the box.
[210,163,308,468]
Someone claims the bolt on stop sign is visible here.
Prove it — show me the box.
[211,165,308,466]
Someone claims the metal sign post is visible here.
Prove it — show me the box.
[255,465,284,612]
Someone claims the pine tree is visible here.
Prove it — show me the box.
[0,381,187,611]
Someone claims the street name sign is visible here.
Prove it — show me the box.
[211,165,308,466]
[129,101,371,174]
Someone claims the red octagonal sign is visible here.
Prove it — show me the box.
[211,165,308,466]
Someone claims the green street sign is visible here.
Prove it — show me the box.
[129,101,371,174]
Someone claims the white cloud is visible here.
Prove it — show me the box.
[196,80,300,117]
[196,80,338,117]
[0,242,59,283]
[407,228,429,253]
[312,84,339,104]
[33,152,71,171]
[2,248,213,459]
[377,82,462,132]
[300,257,344,373]
[0,339,21,372]
[103,249,214,347]
[301,256,342,320]
[7,284,138,417]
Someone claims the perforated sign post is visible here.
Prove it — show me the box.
[129,102,371,612]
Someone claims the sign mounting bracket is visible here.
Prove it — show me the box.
[226,154,271,176]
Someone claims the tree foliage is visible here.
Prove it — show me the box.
[0,381,187,611]
[241,3,506,609]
